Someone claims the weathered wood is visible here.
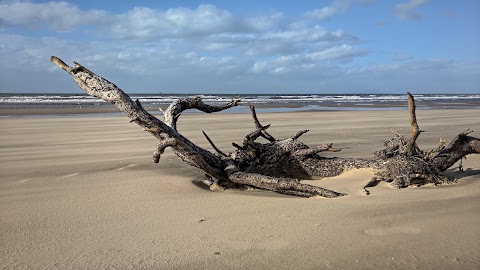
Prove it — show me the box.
[164,96,240,130]
[429,130,480,173]
[293,143,340,157]
[406,92,422,156]
[228,172,345,198]
[51,56,345,198]
[249,105,276,142]
[291,129,309,140]
[50,57,227,182]
[51,56,479,197]
[153,138,177,163]
[202,130,228,157]
[370,97,480,190]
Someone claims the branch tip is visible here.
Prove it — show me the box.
[50,56,73,74]
[202,130,228,157]
[232,142,243,149]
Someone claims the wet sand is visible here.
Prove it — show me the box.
[1,109,479,269]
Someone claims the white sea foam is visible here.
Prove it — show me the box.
[2,94,479,104]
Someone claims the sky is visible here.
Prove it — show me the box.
[0,0,479,94]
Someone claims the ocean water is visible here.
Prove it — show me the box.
[1,93,480,113]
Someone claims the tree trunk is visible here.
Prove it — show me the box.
[51,56,480,197]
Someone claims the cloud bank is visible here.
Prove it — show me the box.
[0,1,477,93]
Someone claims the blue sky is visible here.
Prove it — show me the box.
[0,0,479,94]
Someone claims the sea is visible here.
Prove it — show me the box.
[1,93,480,114]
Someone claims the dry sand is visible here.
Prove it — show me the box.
[1,109,479,269]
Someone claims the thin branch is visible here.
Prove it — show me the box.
[164,96,241,130]
[293,143,340,157]
[51,56,74,74]
[291,129,309,140]
[462,129,473,136]
[202,131,228,157]
[249,105,263,129]
[232,142,243,149]
[406,92,422,156]
[243,124,271,146]
[425,138,446,159]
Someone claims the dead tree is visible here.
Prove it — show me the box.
[51,56,479,197]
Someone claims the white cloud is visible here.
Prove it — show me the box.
[272,66,288,74]
[247,45,367,75]
[110,4,239,40]
[304,0,375,21]
[0,2,283,39]
[123,7,281,40]
[266,27,350,43]
[306,45,367,63]
[251,62,267,73]
[305,7,337,20]
[346,57,454,75]
[0,1,107,31]
[243,27,358,57]
[395,0,430,21]
[0,2,369,92]
[202,41,234,51]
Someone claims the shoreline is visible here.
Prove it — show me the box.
[2,102,480,116]
[1,93,479,116]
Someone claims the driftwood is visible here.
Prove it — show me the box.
[51,56,480,198]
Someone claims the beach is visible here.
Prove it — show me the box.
[1,109,479,269]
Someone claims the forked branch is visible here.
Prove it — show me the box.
[249,105,276,142]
